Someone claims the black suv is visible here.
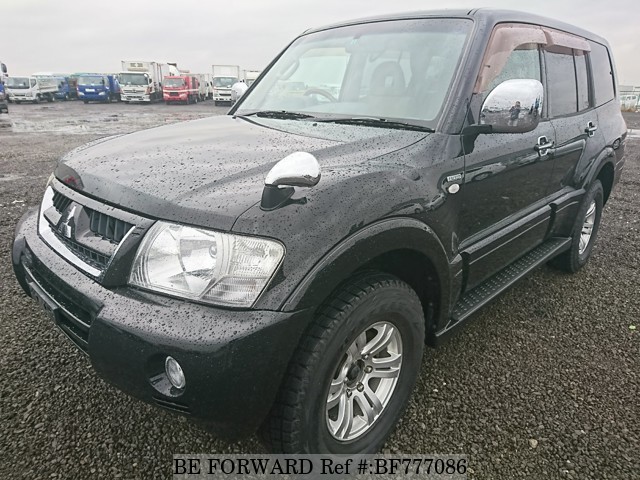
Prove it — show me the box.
[12,9,627,454]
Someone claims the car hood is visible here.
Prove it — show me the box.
[55,115,428,230]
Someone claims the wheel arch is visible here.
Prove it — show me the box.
[582,147,616,205]
[281,217,454,339]
[595,161,615,205]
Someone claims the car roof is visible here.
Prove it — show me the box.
[303,8,609,46]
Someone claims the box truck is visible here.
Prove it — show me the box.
[212,65,239,105]
[119,61,177,103]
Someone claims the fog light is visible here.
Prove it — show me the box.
[165,356,186,389]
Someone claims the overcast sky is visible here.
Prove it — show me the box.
[3,0,639,85]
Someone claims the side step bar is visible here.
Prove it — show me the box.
[434,237,571,343]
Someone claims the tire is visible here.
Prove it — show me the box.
[83,100,89,104]
[33,96,40,104]
[262,273,425,454]
[550,179,603,273]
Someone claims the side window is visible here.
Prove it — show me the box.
[486,46,541,93]
[474,24,546,95]
[472,24,545,122]
[545,46,578,117]
[589,41,615,106]
[574,50,590,111]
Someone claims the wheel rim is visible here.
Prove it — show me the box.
[579,200,597,255]
[326,321,403,441]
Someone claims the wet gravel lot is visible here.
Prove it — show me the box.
[1,102,638,479]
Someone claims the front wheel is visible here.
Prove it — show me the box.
[263,273,425,453]
[550,179,603,272]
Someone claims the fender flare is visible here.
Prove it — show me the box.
[281,217,456,330]
[580,145,615,190]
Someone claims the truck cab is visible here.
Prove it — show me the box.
[77,74,120,103]
[6,75,57,103]
[163,75,199,104]
[212,65,240,105]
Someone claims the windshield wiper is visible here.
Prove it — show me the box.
[237,110,316,120]
[315,117,434,132]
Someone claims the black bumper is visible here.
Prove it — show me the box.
[12,209,311,439]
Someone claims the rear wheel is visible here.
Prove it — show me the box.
[262,273,425,453]
[550,179,603,272]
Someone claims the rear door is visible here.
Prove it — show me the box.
[544,35,601,194]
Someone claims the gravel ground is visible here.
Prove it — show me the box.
[0,102,638,479]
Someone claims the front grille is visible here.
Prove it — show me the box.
[54,231,110,268]
[170,92,179,97]
[52,190,72,213]
[40,185,139,276]
[86,208,133,244]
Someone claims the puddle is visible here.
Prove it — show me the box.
[2,111,211,135]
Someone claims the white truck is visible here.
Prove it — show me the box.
[195,74,209,101]
[0,61,8,113]
[243,69,261,87]
[201,73,214,100]
[119,61,178,103]
[212,65,240,105]
[6,75,58,103]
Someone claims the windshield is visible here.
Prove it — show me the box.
[119,73,148,86]
[213,77,237,88]
[7,77,31,89]
[78,76,105,86]
[237,18,471,126]
[164,78,186,87]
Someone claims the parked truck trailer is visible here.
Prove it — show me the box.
[212,64,239,105]
[119,61,177,103]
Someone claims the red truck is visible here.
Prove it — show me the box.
[163,75,200,104]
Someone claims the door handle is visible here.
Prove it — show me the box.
[534,136,554,157]
[585,121,598,137]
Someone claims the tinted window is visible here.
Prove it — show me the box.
[238,18,472,125]
[486,46,541,92]
[575,50,590,111]
[589,41,615,106]
[546,47,578,117]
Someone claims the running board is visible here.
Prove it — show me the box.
[451,237,572,324]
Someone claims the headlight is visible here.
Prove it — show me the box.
[129,222,284,308]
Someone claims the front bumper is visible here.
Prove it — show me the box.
[121,93,151,102]
[12,208,311,439]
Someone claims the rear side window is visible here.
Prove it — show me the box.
[589,41,615,106]
[545,46,578,117]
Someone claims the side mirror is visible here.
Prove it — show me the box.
[261,152,321,210]
[265,151,321,188]
[480,79,543,134]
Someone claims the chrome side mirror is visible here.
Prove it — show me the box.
[261,152,321,210]
[481,79,543,134]
[265,151,321,188]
